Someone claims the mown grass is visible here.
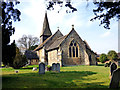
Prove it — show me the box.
[2,65,110,88]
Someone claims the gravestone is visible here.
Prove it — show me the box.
[110,63,117,75]
[39,63,45,74]
[109,68,120,88]
[56,63,60,73]
[33,67,37,71]
[52,63,56,71]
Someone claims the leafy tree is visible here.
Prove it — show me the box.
[107,50,118,61]
[46,0,77,13]
[28,45,38,50]
[90,1,120,29]
[99,53,108,63]
[1,1,21,66]
[17,34,39,52]
[96,57,100,62]
[12,47,27,69]
[46,0,120,29]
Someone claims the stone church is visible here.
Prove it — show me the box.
[34,12,97,66]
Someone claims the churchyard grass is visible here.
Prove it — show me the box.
[2,65,110,88]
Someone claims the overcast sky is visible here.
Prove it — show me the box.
[11,0,118,54]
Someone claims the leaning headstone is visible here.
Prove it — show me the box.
[56,63,60,73]
[110,63,117,75]
[52,63,56,71]
[109,68,120,88]
[39,63,45,74]
[33,67,37,71]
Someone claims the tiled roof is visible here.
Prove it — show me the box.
[34,35,52,51]
[46,35,67,51]
[83,40,91,50]
[34,30,63,51]
[24,50,39,59]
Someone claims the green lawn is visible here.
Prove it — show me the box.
[1,65,111,88]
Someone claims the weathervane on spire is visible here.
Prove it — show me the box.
[72,24,74,29]
[57,27,59,30]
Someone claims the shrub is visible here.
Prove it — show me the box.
[99,53,108,63]
[12,47,27,69]
[46,65,52,71]
[107,50,118,61]
[96,57,100,62]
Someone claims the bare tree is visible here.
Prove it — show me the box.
[17,34,39,52]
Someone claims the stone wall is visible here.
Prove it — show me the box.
[91,52,96,65]
[48,49,61,66]
[86,49,96,65]
[60,29,88,66]
[37,48,46,63]
[37,29,96,66]
[84,50,90,65]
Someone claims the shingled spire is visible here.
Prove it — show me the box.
[40,12,52,44]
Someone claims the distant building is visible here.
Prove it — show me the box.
[34,12,97,66]
[24,50,39,65]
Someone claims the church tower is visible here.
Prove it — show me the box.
[40,12,52,44]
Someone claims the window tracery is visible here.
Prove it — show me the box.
[69,40,79,57]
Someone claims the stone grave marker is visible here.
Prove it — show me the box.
[56,63,60,73]
[39,63,45,74]
[33,67,37,71]
[109,68,120,88]
[52,63,56,71]
[110,62,117,76]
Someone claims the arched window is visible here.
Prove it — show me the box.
[73,47,75,57]
[76,47,78,57]
[69,47,71,57]
[69,40,79,57]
